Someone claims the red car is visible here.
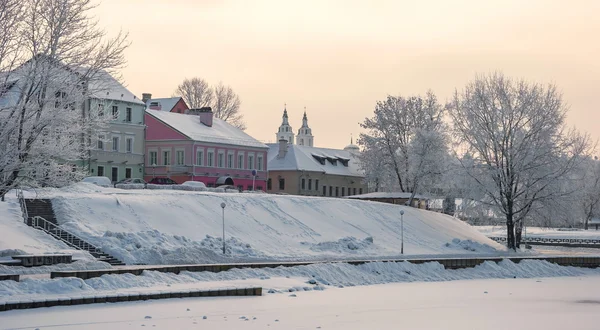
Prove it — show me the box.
[148,177,178,185]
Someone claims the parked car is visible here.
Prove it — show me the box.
[148,177,178,185]
[114,178,147,188]
[218,185,240,192]
[181,181,207,188]
[81,176,111,187]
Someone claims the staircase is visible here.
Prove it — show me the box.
[20,196,125,266]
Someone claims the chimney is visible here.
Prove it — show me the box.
[278,139,288,158]
[196,107,213,127]
[142,93,152,104]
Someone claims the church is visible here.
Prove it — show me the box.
[266,106,367,197]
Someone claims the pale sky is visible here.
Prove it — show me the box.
[95,0,600,149]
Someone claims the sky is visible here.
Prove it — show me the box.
[94,0,600,149]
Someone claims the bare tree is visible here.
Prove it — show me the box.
[0,0,129,200]
[212,82,245,130]
[448,72,592,249]
[174,77,213,108]
[580,157,600,230]
[358,91,449,202]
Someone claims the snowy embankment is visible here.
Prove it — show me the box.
[21,183,507,265]
[477,226,600,240]
[1,259,599,304]
[0,198,93,262]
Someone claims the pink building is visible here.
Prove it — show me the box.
[145,108,269,190]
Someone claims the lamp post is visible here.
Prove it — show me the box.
[221,202,226,254]
[400,210,404,255]
[251,169,257,191]
[152,163,156,178]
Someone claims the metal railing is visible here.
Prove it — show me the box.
[17,189,29,225]
[489,236,600,246]
[30,215,99,252]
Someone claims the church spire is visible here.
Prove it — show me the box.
[276,103,294,144]
[296,106,314,147]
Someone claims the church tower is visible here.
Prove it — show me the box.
[276,105,295,144]
[296,108,314,147]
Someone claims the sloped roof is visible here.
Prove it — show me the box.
[346,192,428,199]
[87,71,144,105]
[146,109,268,149]
[146,97,183,112]
[267,143,364,177]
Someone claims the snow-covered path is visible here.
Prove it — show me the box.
[2,276,599,330]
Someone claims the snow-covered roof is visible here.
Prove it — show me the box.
[146,109,268,149]
[87,71,144,105]
[267,144,364,177]
[146,97,182,112]
[347,192,428,200]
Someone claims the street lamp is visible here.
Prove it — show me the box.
[152,163,156,178]
[400,210,405,255]
[221,202,226,254]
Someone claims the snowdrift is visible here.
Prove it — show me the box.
[36,183,505,264]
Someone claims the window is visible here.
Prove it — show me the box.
[308,179,312,190]
[237,185,243,191]
[301,178,305,190]
[353,188,357,195]
[256,186,263,191]
[238,154,244,169]
[315,179,319,191]
[218,152,224,168]
[359,188,363,195]
[227,154,233,168]
[196,150,204,166]
[257,155,263,171]
[112,136,119,152]
[149,151,157,166]
[112,106,118,119]
[322,185,326,196]
[126,107,132,122]
[248,155,255,170]
[207,151,214,167]
[98,104,104,117]
[163,150,171,166]
[279,178,285,190]
[126,138,133,153]
[125,168,132,179]
[267,178,272,190]
[247,185,253,191]
[97,135,104,150]
[329,186,333,196]
[111,167,118,182]
[176,150,184,165]
[342,187,345,196]
[335,187,339,197]
[97,166,104,177]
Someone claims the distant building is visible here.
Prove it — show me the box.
[88,72,146,182]
[267,138,366,197]
[143,94,189,114]
[275,105,314,146]
[346,192,429,209]
[145,108,268,189]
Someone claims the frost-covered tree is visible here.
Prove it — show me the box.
[174,78,246,130]
[448,72,591,249]
[579,157,600,230]
[0,0,129,200]
[174,77,213,109]
[212,82,245,130]
[358,92,449,202]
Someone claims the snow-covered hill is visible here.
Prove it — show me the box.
[17,183,506,264]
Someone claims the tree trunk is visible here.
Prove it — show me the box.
[515,220,523,249]
[506,213,515,250]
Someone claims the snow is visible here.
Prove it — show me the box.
[146,109,268,149]
[88,70,145,105]
[1,275,599,329]
[267,143,363,177]
[477,225,600,240]
[81,176,112,187]
[15,183,509,265]
[0,199,89,259]
[146,97,182,112]
[346,191,428,199]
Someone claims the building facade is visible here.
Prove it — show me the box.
[266,139,366,197]
[85,73,146,182]
[143,94,190,114]
[145,108,269,190]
